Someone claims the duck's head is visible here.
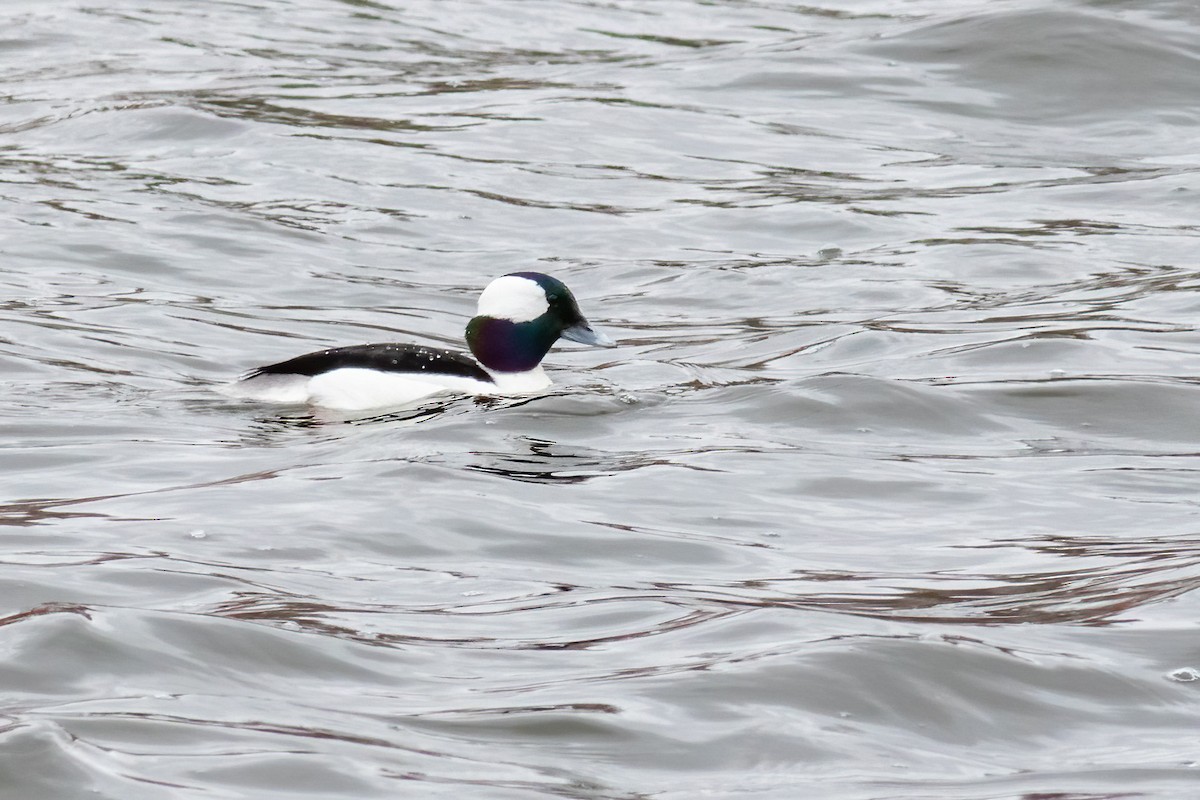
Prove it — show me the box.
[465,272,615,374]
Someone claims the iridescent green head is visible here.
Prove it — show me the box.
[466,272,614,373]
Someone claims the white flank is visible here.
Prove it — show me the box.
[216,373,311,404]
[218,367,549,411]
[306,368,488,410]
[475,275,548,323]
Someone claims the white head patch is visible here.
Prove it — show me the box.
[475,275,549,323]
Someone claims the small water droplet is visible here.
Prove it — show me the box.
[280,621,301,631]
[1049,369,1067,379]
[188,529,207,539]
[1167,667,1200,682]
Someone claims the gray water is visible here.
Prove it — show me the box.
[3,1,1200,797]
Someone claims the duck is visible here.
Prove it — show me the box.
[219,272,615,411]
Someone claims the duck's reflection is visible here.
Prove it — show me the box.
[463,436,723,484]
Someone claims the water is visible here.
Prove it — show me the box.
[3,0,1200,797]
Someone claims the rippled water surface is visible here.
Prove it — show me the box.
[4,1,1200,797]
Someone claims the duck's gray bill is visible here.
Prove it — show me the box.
[562,322,616,347]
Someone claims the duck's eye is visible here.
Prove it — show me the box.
[547,293,559,303]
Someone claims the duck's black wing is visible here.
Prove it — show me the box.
[245,343,493,383]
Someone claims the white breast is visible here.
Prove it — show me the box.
[485,366,551,394]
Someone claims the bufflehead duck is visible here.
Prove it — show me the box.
[219,272,614,411]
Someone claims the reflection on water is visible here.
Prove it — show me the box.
[655,530,1200,625]
[461,436,727,484]
[3,0,1200,798]
[0,499,111,528]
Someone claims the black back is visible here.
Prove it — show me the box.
[246,343,493,383]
